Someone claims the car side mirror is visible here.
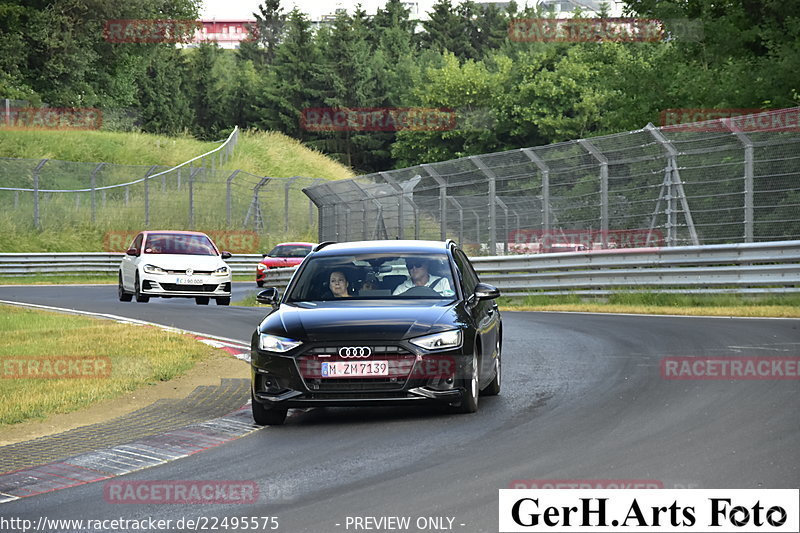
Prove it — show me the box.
[221,251,232,259]
[473,283,500,302]
[256,288,280,307]
[126,248,138,256]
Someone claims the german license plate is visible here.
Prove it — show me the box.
[175,277,203,285]
[321,361,388,378]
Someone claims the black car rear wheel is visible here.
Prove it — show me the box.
[251,392,287,425]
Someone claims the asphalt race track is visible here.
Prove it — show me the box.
[0,283,798,532]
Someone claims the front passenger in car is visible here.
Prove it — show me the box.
[329,270,351,298]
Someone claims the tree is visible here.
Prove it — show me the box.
[250,0,286,66]
[420,0,479,60]
[188,42,226,138]
[314,8,388,169]
[258,8,324,140]
[137,47,193,135]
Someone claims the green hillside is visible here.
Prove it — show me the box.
[0,129,354,252]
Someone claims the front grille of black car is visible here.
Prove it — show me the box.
[308,391,410,399]
[298,345,417,393]
[159,283,222,292]
[308,379,404,392]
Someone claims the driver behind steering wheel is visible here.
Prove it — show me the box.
[392,258,453,296]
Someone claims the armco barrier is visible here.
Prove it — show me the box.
[2,241,799,296]
[0,253,264,277]
[259,240,800,296]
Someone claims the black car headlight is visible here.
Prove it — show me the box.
[410,330,462,351]
[259,333,303,353]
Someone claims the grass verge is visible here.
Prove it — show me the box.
[498,293,800,318]
[0,304,214,426]
[233,293,269,307]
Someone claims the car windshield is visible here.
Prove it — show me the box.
[285,252,457,302]
[144,233,218,256]
[268,245,312,258]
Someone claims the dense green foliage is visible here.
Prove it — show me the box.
[1,0,798,172]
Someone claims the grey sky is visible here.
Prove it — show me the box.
[200,0,438,21]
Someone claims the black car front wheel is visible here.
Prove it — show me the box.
[455,351,479,413]
[216,297,231,306]
[481,336,501,397]
[195,296,210,305]
[251,392,287,425]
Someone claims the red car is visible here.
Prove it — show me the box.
[256,242,315,286]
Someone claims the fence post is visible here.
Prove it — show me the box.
[33,159,47,230]
[469,155,497,254]
[521,148,550,233]
[243,177,269,233]
[495,197,509,254]
[226,170,240,228]
[284,177,299,234]
[308,178,322,230]
[90,163,104,223]
[645,124,699,246]
[448,197,465,246]
[379,172,404,239]
[578,139,609,248]
[143,165,157,227]
[422,164,448,241]
[188,167,201,229]
[724,120,754,242]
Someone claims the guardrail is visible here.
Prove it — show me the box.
[0,253,264,277]
[2,241,799,296]
[256,241,800,296]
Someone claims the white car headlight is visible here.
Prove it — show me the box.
[213,266,229,276]
[259,334,302,353]
[410,330,462,351]
[143,264,166,275]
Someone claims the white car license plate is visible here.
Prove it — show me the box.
[175,277,204,285]
[321,361,388,378]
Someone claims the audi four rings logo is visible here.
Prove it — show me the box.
[338,347,372,358]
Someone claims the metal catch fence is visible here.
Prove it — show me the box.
[304,108,800,254]
[0,127,323,246]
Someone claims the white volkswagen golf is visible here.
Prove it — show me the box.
[118,230,233,305]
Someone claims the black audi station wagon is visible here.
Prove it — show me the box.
[250,240,502,425]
